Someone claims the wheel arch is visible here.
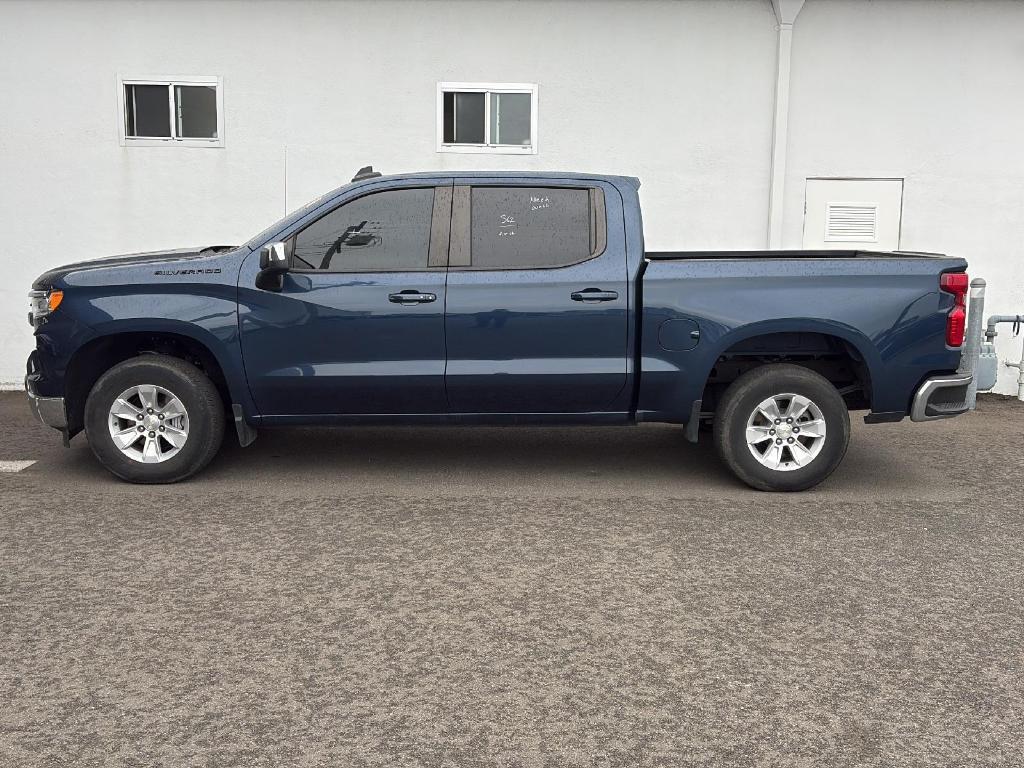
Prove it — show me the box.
[697,319,880,413]
[64,325,242,436]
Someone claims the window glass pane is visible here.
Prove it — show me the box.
[293,188,435,272]
[442,91,455,143]
[175,85,218,139]
[453,91,485,144]
[125,84,170,138]
[470,187,591,269]
[489,92,531,146]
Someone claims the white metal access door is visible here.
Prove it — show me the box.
[803,178,904,250]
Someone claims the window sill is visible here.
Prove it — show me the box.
[437,144,536,156]
[121,137,224,148]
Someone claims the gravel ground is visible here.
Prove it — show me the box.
[1,391,1022,767]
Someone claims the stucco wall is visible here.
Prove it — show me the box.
[1,0,1021,394]
[784,0,1024,394]
[0,0,777,386]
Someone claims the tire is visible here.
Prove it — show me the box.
[713,364,850,492]
[84,355,225,484]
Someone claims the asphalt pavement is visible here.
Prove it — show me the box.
[1,391,1022,767]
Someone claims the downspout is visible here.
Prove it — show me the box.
[767,0,806,249]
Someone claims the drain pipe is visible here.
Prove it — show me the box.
[981,314,1024,401]
[767,0,806,249]
[958,278,986,409]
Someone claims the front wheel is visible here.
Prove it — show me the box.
[84,355,225,484]
[713,364,850,492]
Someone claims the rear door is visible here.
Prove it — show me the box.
[239,181,452,416]
[444,179,628,413]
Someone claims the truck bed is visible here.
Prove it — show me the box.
[646,250,947,260]
[636,250,967,423]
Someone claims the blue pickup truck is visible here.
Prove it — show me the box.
[26,169,972,490]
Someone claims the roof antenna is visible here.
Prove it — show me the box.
[352,165,382,182]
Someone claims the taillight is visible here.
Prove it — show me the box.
[940,272,969,347]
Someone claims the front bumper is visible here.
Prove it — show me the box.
[910,372,972,422]
[25,354,67,430]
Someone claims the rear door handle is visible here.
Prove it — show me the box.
[388,290,437,304]
[571,288,619,302]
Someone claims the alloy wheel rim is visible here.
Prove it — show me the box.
[745,392,826,472]
[107,384,189,463]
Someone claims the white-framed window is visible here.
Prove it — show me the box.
[117,75,224,147]
[437,82,538,155]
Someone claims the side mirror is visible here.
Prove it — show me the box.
[256,241,291,291]
[259,241,290,272]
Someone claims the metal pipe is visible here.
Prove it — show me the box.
[958,278,986,409]
[984,313,1024,402]
[1007,339,1024,402]
[985,314,1023,341]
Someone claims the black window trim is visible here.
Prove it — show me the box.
[448,184,608,272]
[286,184,452,274]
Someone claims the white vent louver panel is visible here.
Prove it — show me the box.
[825,203,878,242]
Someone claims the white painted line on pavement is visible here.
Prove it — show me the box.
[0,460,36,473]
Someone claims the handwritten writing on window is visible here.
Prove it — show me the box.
[530,195,551,211]
[499,213,516,237]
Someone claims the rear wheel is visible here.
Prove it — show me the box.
[84,355,224,483]
[713,364,850,491]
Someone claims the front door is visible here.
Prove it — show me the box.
[444,181,629,414]
[239,183,451,416]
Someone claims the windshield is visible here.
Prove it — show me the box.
[242,186,347,251]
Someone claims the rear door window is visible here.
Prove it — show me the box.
[468,186,602,269]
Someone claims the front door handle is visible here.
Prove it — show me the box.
[571,288,619,302]
[388,290,437,304]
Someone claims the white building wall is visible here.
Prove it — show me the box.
[0,0,1021,394]
[0,0,777,387]
[783,0,1024,395]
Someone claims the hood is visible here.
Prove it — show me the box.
[31,246,237,290]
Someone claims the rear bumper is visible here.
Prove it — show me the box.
[25,353,67,430]
[910,373,972,422]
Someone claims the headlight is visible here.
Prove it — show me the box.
[28,289,63,326]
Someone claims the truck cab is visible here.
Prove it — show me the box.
[238,174,633,420]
